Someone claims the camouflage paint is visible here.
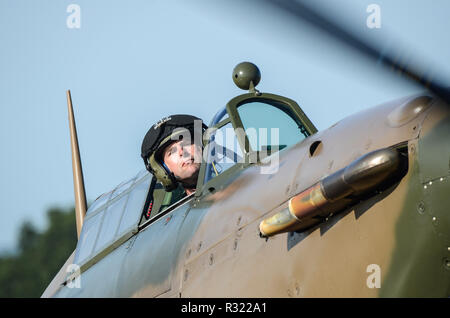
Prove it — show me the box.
[48,93,449,298]
[380,100,450,297]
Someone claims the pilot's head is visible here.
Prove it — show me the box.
[141,114,207,193]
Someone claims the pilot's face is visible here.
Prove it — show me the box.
[162,139,202,185]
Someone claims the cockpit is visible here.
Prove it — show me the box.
[71,62,317,275]
[202,97,314,186]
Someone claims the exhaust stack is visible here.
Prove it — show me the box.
[260,147,407,237]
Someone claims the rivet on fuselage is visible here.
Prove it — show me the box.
[432,217,438,225]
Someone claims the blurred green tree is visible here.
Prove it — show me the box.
[0,206,77,297]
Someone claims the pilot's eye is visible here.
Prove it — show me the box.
[166,146,177,156]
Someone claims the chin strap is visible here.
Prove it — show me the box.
[162,162,180,191]
[162,162,170,172]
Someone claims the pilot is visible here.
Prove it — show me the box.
[140,114,207,218]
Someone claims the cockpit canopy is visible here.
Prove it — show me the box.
[74,169,151,266]
[199,92,317,189]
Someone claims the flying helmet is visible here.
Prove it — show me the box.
[141,114,207,191]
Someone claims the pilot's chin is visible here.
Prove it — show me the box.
[185,162,200,171]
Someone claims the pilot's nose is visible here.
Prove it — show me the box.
[178,144,189,157]
[181,144,190,158]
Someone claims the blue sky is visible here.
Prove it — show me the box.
[0,0,449,252]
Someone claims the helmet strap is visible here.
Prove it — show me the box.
[162,162,171,173]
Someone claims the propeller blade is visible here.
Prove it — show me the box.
[261,0,450,103]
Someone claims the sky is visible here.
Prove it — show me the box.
[0,0,449,253]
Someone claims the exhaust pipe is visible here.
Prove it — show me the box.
[260,147,406,237]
